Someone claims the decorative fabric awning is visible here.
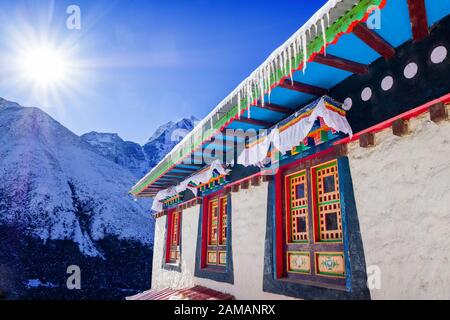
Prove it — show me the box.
[151,160,230,212]
[126,286,235,300]
[237,96,352,167]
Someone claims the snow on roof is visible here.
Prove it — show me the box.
[131,0,383,195]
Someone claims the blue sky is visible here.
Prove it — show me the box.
[0,0,327,144]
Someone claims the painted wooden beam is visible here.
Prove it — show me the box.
[142,188,163,192]
[176,164,204,169]
[359,132,375,148]
[429,102,448,123]
[407,0,429,42]
[251,176,262,187]
[240,180,250,190]
[254,102,292,115]
[312,53,369,75]
[235,117,272,128]
[352,23,396,59]
[231,184,240,193]
[333,144,348,156]
[392,119,410,137]
[279,80,328,96]
[164,172,190,177]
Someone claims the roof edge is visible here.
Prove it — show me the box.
[130,0,384,196]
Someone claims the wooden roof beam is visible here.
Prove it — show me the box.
[164,172,190,178]
[235,117,272,128]
[352,22,396,59]
[254,102,292,115]
[312,53,369,75]
[279,80,328,96]
[407,0,429,42]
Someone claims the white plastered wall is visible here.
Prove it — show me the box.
[348,113,450,299]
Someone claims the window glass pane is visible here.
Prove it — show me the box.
[323,175,335,193]
[295,183,305,199]
[325,212,338,231]
[296,216,307,233]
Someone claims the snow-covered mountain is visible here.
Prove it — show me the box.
[81,116,198,176]
[80,132,148,177]
[0,98,153,257]
[143,116,198,169]
[0,97,198,299]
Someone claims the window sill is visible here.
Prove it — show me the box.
[162,262,182,272]
[202,265,227,273]
[277,277,347,292]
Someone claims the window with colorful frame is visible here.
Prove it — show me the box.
[195,190,234,284]
[205,194,228,268]
[165,208,182,265]
[281,159,346,288]
[263,153,369,299]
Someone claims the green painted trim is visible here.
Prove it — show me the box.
[130,0,382,195]
[291,205,308,210]
[318,199,341,206]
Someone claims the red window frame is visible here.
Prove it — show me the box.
[166,208,181,264]
[275,153,346,288]
[201,192,228,269]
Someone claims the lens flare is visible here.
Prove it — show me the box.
[19,46,68,86]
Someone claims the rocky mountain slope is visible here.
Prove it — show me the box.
[0,97,196,299]
[81,116,197,177]
[0,99,152,257]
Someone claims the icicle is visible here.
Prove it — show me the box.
[284,48,288,76]
[288,46,293,85]
[247,83,251,119]
[278,55,282,76]
[238,90,241,119]
[326,12,331,27]
[302,34,307,74]
[264,65,268,87]
[293,38,298,68]
[260,72,264,107]
[268,62,273,104]
[247,82,252,119]
[321,18,327,56]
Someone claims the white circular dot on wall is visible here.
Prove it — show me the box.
[431,46,447,64]
[361,87,372,101]
[381,76,394,91]
[343,97,353,110]
[404,62,418,79]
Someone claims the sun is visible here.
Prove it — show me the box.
[19,45,69,87]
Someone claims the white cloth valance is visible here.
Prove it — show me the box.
[152,160,229,212]
[237,97,352,167]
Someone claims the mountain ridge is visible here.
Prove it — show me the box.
[81,116,198,177]
[0,99,153,257]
